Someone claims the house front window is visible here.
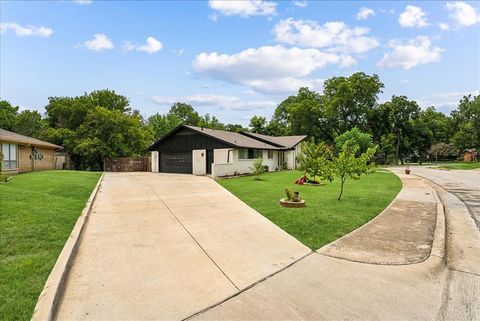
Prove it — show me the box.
[268,150,274,159]
[239,148,263,159]
[1,142,17,170]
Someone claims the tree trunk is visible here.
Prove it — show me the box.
[395,132,401,165]
[338,179,345,200]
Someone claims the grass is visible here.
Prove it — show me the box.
[435,162,480,170]
[218,170,401,250]
[0,170,101,321]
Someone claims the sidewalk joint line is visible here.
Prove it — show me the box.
[140,178,240,291]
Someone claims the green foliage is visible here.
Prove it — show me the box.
[198,113,225,130]
[451,95,480,150]
[74,107,152,170]
[168,102,201,125]
[334,127,373,156]
[249,115,268,134]
[323,72,384,134]
[14,110,46,138]
[0,100,19,130]
[332,141,377,200]
[147,113,183,140]
[285,188,295,201]
[297,138,333,183]
[250,158,264,175]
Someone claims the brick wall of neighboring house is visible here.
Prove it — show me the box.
[19,146,56,172]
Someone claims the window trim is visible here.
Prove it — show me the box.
[1,142,18,170]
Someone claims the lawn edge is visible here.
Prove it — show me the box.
[30,172,105,321]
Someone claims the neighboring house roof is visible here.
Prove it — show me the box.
[240,131,307,149]
[0,128,62,149]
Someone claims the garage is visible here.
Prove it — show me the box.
[160,152,192,174]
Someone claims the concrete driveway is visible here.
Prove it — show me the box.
[56,172,310,320]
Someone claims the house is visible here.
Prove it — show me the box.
[0,128,63,174]
[147,125,306,176]
[463,149,477,162]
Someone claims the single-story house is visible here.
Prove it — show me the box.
[147,125,306,177]
[0,128,63,174]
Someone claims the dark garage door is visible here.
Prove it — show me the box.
[159,152,192,174]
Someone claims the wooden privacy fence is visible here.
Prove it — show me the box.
[104,157,151,172]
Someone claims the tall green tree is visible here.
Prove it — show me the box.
[323,72,384,134]
[14,110,46,138]
[0,100,19,131]
[379,96,421,164]
[74,107,152,170]
[147,113,182,140]
[198,113,225,130]
[334,127,373,156]
[249,115,267,134]
[419,107,451,144]
[168,102,201,126]
[451,95,480,151]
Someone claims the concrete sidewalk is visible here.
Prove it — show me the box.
[55,173,310,320]
[190,170,478,321]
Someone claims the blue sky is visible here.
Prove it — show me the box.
[1,0,479,125]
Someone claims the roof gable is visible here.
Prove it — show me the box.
[240,131,307,149]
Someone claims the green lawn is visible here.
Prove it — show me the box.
[435,162,480,170]
[218,170,401,250]
[0,170,101,321]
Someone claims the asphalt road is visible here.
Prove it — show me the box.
[407,166,480,228]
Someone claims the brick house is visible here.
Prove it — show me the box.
[0,128,62,174]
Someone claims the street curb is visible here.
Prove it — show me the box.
[31,172,105,321]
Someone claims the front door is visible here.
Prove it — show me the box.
[206,150,214,174]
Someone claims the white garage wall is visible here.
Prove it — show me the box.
[192,149,206,175]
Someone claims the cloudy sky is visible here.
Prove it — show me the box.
[1,0,479,125]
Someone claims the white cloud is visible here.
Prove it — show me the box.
[0,22,53,37]
[137,37,162,54]
[357,7,375,20]
[273,18,379,54]
[192,45,339,95]
[416,90,480,112]
[151,94,276,111]
[73,0,92,4]
[83,34,114,51]
[439,23,450,30]
[399,5,429,28]
[123,37,162,54]
[378,36,443,70]
[446,2,480,26]
[293,1,308,8]
[400,79,409,84]
[208,0,277,18]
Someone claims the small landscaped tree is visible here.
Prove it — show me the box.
[297,138,333,183]
[332,141,377,200]
[250,158,264,176]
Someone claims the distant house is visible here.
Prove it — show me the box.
[147,125,306,177]
[463,149,477,162]
[0,129,62,174]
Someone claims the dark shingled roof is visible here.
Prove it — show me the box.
[0,128,62,149]
[240,131,307,149]
[184,125,280,149]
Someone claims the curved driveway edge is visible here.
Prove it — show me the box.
[318,170,440,265]
[31,173,104,321]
